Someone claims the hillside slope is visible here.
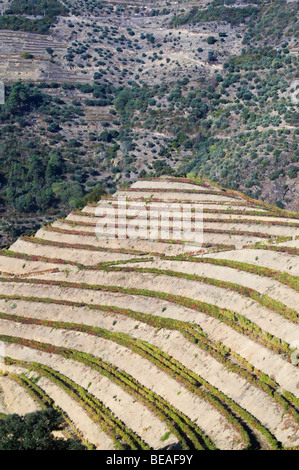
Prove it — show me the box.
[0,177,299,450]
[0,0,298,249]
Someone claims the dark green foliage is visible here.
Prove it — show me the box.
[114,85,157,125]
[208,51,217,63]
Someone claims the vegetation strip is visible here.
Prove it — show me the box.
[45,223,287,240]
[4,371,52,409]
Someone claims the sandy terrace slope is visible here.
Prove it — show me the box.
[0,282,298,445]
[201,213,299,224]
[0,362,115,450]
[203,249,299,276]
[0,321,243,450]
[82,203,268,213]
[11,269,299,393]
[0,279,297,395]
[1,250,298,337]
[24,266,299,340]
[35,376,115,450]
[0,255,66,276]
[201,222,297,237]
[130,181,212,191]
[1,177,298,450]
[0,344,173,450]
[66,211,299,232]
[69,211,299,225]
[45,221,272,249]
[277,239,299,249]
[115,190,240,203]
[0,374,42,415]
[10,239,146,266]
[52,218,296,240]
[0,389,6,416]
[0,297,298,447]
[34,227,206,255]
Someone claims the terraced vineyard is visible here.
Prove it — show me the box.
[0,177,299,450]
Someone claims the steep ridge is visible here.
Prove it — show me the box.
[0,176,299,450]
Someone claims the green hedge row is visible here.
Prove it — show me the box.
[8,372,52,409]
